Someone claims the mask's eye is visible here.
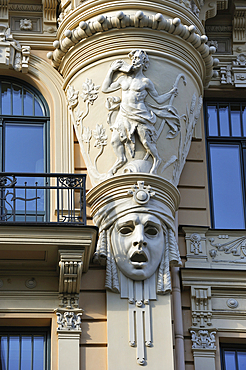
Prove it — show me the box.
[119,225,134,235]
[144,225,159,236]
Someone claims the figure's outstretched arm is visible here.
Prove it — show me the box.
[102,60,124,93]
[147,80,178,105]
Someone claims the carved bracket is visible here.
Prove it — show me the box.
[58,250,84,309]
[191,286,212,328]
[0,24,30,73]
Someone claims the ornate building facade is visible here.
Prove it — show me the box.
[0,1,245,370]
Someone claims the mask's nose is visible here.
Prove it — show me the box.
[132,225,147,249]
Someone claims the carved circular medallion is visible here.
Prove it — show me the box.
[226,298,238,309]
[25,278,37,289]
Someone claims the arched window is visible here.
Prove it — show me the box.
[0,78,49,222]
[0,77,49,173]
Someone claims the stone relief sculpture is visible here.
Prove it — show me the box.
[67,50,202,187]
[102,49,182,176]
[88,177,181,365]
[67,50,203,364]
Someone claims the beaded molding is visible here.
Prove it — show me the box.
[47,11,219,86]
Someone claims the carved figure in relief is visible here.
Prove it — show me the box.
[102,50,181,176]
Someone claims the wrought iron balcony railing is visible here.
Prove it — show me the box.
[0,173,86,224]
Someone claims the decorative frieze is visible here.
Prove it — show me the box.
[0,25,30,73]
[209,235,246,263]
[190,329,216,349]
[8,4,43,12]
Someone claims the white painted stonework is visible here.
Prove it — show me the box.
[67,49,203,187]
[52,1,218,367]
[87,173,181,365]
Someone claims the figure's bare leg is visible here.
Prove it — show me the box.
[108,129,127,175]
[138,128,161,174]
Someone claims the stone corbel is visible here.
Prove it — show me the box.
[58,250,84,309]
[189,283,217,370]
[42,0,58,34]
[56,250,84,370]
[0,24,31,73]
[0,0,8,27]
[199,0,228,25]
[191,286,212,328]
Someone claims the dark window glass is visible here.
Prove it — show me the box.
[2,82,11,115]
[0,78,49,222]
[0,329,49,370]
[219,104,230,136]
[207,105,218,136]
[210,144,245,229]
[231,105,241,137]
[221,345,246,370]
[205,101,246,229]
[242,104,246,136]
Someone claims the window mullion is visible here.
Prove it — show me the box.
[19,335,22,370]
[241,141,246,228]
[217,103,220,136]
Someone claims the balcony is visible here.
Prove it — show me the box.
[0,173,86,224]
[0,173,97,275]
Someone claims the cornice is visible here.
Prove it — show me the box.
[56,0,204,39]
[48,11,217,87]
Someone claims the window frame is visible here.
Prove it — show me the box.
[205,100,246,229]
[0,326,51,370]
[220,343,246,370]
[0,76,50,173]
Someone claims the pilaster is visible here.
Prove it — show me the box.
[56,249,84,370]
[189,286,217,370]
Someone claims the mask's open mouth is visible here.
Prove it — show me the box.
[130,251,148,263]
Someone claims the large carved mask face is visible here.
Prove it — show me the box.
[111,212,165,280]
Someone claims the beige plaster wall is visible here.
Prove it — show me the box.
[79,268,107,370]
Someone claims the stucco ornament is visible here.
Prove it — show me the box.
[0,24,30,73]
[67,50,202,187]
[102,49,184,176]
[67,80,108,183]
[87,174,181,365]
